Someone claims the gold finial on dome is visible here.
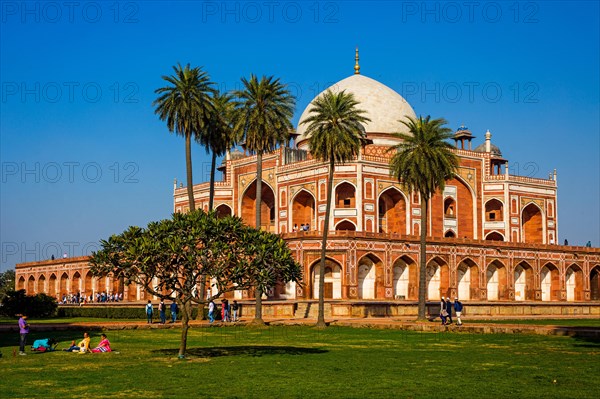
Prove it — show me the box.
[354,47,360,74]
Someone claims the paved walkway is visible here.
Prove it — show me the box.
[1,318,599,338]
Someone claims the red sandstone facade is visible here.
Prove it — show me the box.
[15,71,600,305]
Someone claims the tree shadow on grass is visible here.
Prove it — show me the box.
[153,345,328,358]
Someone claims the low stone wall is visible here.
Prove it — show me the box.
[280,300,600,319]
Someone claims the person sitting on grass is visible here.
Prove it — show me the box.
[63,332,91,353]
[91,334,112,353]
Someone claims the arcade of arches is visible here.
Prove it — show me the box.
[15,239,600,304]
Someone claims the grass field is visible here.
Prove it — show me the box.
[1,325,599,398]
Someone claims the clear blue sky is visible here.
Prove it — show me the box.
[1,1,599,271]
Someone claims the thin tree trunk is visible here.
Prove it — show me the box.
[253,151,264,324]
[178,300,192,359]
[316,159,334,327]
[208,150,217,211]
[185,134,195,212]
[197,275,207,320]
[417,195,428,320]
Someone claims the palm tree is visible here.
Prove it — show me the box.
[200,91,236,211]
[388,116,459,320]
[301,89,370,327]
[233,74,295,323]
[153,64,215,212]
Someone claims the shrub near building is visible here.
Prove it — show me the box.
[0,289,57,318]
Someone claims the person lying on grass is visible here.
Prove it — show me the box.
[91,334,112,353]
[32,338,58,352]
[63,332,91,353]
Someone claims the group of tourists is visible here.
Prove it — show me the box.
[63,332,112,353]
[58,291,123,305]
[292,223,311,232]
[439,297,463,326]
[207,299,239,323]
[17,314,112,355]
[146,299,178,324]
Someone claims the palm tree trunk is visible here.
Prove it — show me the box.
[253,151,264,324]
[208,150,217,212]
[177,300,191,359]
[185,134,195,212]
[417,194,428,320]
[316,159,335,327]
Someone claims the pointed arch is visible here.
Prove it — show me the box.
[486,260,507,300]
[310,257,343,299]
[84,271,94,295]
[392,255,418,300]
[540,262,559,301]
[291,189,316,232]
[215,203,232,219]
[59,272,69,297]
[334,181,356,208]
[485,231,505,241]
[522,202,545,244]
[591,265,600,301]
[240,179,276,231]
[335,219,356,231]
[485,199,504,221]
[48,273,57,297]
[17,276,25,290]
[357,253,384,299]
[430,174,476,239]
[378,186,409,234]
[514,261,534,301]
[72,271,82,294]
[27,275,35,294]
[426,257,450,300]
[37,274,46,294]
[456,257,479,300]
[444,230,456,238]
[565,264,584,301]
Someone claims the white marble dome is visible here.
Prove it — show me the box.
[296,74,416,149]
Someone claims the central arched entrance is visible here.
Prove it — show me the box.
[312,259,342,299]
[241,180,276,231]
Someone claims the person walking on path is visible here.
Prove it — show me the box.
[208,300,215,323]
[145,300,153,324]
[158,300,166,324]
[170,300,178,323]
[445,297,454,325]
[439,297,447,325]
[454,298,464,326]
[18,314,29,355]
[232,300,239,322]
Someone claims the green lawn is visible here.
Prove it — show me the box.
[1,325,598,398]
[466,319,600,327]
